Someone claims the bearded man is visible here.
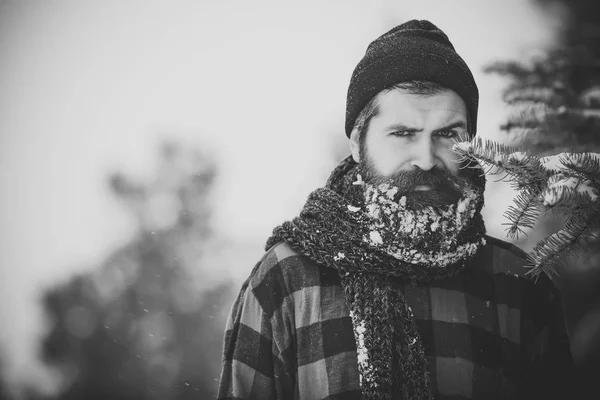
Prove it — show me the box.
[217,20,573,400]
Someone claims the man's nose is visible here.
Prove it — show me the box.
[410,138,437,171]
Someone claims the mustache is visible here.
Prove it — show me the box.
[359,164,469,209]
[364,166,461,194]
[392,168,456,191]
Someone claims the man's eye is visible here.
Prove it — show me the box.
[390,131,412,137]
[438,130,458,138]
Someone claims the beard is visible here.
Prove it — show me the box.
[355,151,486,265]
[358,152,477,211]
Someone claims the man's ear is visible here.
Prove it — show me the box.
[349,128,361,163]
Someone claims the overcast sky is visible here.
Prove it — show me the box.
[0,0,560,396]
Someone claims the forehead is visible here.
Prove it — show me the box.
[374,89,467,123]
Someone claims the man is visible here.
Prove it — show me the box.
[217,20,573,399]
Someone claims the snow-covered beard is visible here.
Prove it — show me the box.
[356,163,486,267]
[358,153,470,210]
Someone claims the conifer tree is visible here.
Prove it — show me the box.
[39,141,235,400]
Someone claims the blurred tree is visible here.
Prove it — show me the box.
[0,362,13,400]
[472,0,600,395]
[37,141,235,399]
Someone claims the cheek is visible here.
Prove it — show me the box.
[437,147,462,175]
[365,138,411,176]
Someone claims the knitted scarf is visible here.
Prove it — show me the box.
[266,156,487,400]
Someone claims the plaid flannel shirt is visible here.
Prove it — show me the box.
[217,235,573,399]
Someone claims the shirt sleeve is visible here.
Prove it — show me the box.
[217,274,295,400]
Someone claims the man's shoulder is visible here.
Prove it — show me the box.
[480,234,559,293]
[482,234,529,273]
[240,241,342,318]
[245,241,308,287]
[245,241,340,293]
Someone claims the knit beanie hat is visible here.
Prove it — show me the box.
[345,19,479,137]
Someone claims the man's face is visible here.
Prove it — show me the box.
[349,89,471,208]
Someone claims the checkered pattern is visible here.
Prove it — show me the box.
[217,236,573,399]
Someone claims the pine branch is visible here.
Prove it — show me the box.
[552,152,600,176]
[453,140,600,280]
[541,185,599,210]
[541,176,599,206]
[501,102,551,130]
[526,210,597,280]
[483,61,533,79]
[503,86,563,105]
[504,126,541,138]
[454,139,550,187]
[503,189,544,239]
[501,102,600,133]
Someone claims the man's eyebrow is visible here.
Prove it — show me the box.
[383,123,421,132]
[432,121,467,133]
[383,121,467,133]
